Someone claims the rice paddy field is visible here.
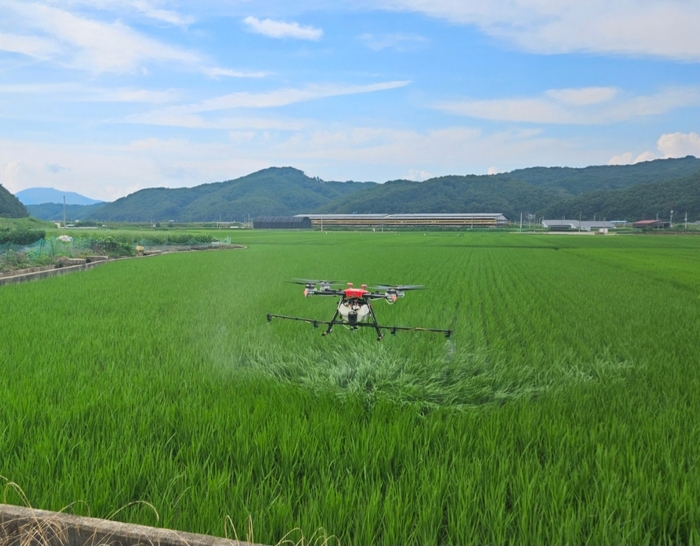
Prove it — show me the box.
[2,230,700,544]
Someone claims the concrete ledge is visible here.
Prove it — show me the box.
[0,504,260,546]
[0,245,247,288]
[0,264,56,279]
[0,261,105,287]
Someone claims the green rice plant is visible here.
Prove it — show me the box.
[2,231,700,544]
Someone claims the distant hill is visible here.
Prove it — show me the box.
[322,157,700,218]
[0,185,29,218]
[91,167,372,222]
[16,187,104,205]
[26,202,106,222]
[319,175,549,219]
[29,156,696,223]
[542,169,700,221]
[496,156,700,197]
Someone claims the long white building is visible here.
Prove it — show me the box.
[295,213,509,228]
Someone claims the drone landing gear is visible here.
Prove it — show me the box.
[367,304,384,341]
[322,309,340,337]
[321,308,383,340]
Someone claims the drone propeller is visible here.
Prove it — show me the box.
[290,278,341,286]
[373,284,425,292]
[289,279,343,295]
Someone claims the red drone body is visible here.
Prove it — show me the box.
[267,279,450,340]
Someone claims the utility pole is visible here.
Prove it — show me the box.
[670,210,674,228]
[685,212,688,230]
[520,212,523,231]
[579,211,582,232]
[63,195,66,228]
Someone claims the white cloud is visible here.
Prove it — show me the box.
[407,169,433,180]
[436,86,700,125]
[93,88,180,103]
[0,82,179,104]
[634,151,658,163]
[487,166,499,175]
[379,0,700,61]
[0,32,58,58]
[127,81,410,128]
[608,151,659,165]
[608,152,634,165]
[359,32,428,51]
[126,111,309,131]
[188,81,410,111]
[46,163,70,173]
[127,0,195,25]
[1,161,34,193]
[0,125,609,199]
[657,132,700,158]
[243,16,322,40]
[204,67,269,79]
[609,132,700,165]
[43,0,195,26]
[544,87,618,106]
[1,2,200,72]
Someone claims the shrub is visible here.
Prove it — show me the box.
[0,229,45,245]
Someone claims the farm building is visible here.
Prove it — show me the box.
[295,213,509,229]
[632,220,670,230]
[253,216,312,229]
[542,219,616,231]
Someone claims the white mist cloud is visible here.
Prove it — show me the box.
[243,16,322,40]
[204,67,269,79]
[127,81,410,128]
[609,132,700,165]
[407,169,433,180]
[544,87,618,106]
[657,132,700,158]
[1,2,200,73]
[436,86,700,125]
[359,32,428,51]
[380,0,700,61]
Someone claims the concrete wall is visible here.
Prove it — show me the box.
[0,504,260,546]
[0,261,105,287]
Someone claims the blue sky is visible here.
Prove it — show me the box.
[1,0,699,200]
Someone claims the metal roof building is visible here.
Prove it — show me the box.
[542,219,616,231]
[295,213,508,228]
[632,219,669,229]
[253,216,312,229]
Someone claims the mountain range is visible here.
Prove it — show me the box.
[16,187,104,206]
[14,156,700,223]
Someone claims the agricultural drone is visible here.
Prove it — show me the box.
[267,279,452,340]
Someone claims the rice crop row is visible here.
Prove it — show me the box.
[2,231,700,544]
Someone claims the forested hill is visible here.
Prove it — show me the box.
[321,157,700,219]
[497,156,700,196]
[0,185,29,218]
[70,157,700,223]
[26,202,105,222]
[542,169,700,221]
[92,167,372,222]
[318,175,549,220]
